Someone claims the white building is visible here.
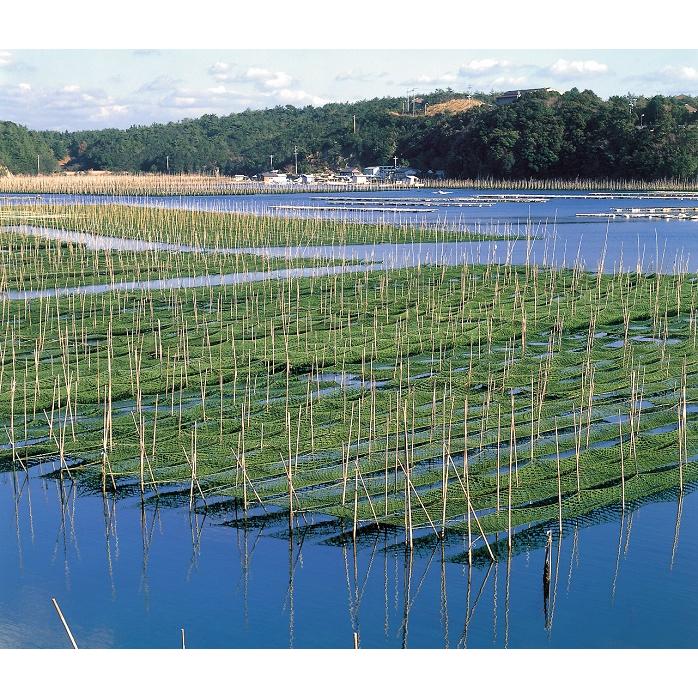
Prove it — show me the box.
[363,166,393,179]
[260,170,289,185]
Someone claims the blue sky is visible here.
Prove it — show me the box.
[1,49,697,131]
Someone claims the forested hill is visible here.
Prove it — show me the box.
[2,88,698,180]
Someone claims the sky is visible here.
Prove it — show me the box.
[1,49,698,132]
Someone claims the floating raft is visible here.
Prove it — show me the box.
[612,206,698,214]
[318,200,494,208]
[270,205,437,213]
[578,206,698,221]
[528,191,698,200]
[315,195,548,204]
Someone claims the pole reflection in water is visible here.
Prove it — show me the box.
[1,464,697,648]
[400,547,413,649]
[458,562,472,649]
[492,536,498,646]
[186,509,205,581]
[459,562,493,649]
[548,533,562,638]
[12,469,26,571]
[139,498,160,611]
[671,492,683,571]
[287,524,294,648]
[623,510,634,557]
[611,510,625,604]
[543,531,552,630]
[384,530,389,639]
[504,551,511,648]
[440,541,449,648]
[103,493,117,600]
[567,523,579,593]
[341,527,356,640]
[53,474,77,592]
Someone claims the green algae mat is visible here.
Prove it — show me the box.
[1,204,696,560]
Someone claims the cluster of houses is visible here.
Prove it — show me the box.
[256,164,436,186]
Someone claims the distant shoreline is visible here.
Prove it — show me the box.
[1,173,698,197]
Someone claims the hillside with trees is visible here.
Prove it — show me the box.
[402,90,698,180]
[0,121,60,175]
[1,89,697,180]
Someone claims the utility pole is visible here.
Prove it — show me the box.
[293,145,299,175]
[353,114,356,134]
[393,155,398,168]
[166,155,170,173]
[37,154,40,175]
[627,95,636,117]
[270,154,274,170]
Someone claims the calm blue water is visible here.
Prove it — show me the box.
[5,187,698,231]
[5,188,698,272]
[1,465,696,648]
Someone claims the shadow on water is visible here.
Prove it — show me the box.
[455,481,697,567]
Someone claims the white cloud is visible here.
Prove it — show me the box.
[209,64,296,90]
[335,69,388,82]
[205,62,325,109]
[239,67,294,90]
[401,58,531,90]
[2,60,325,129]
[398,72,460,87]
[0,82,135,129]
[636,65,698,94]
[158,86,249,113]
[546,59,609,76]
[458,58,512,76]
[275,88,326,106]
[488,75,529,87]
[407,72,458,86]
[96,104,129,119]
[208,61,232,81]
[657,65,698,82]
[137,74,182,93]
[0,51,34,73]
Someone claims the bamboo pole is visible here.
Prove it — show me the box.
[51,597,78,649]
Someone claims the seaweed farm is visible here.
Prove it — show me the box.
[1,197,697,648]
